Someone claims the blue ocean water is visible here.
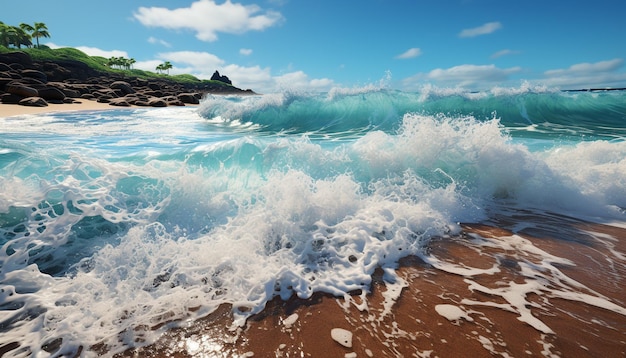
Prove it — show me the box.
[1,85,625,356]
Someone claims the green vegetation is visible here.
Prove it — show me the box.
[107,56,136,70]
[0,20,235,88]
[156,61,173,75]
[0,21,50,49]
[0,22,33,48]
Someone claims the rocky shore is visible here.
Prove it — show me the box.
[0,51,255,109]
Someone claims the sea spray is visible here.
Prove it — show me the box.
[1,85,625,356]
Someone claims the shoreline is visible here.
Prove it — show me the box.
[0,100,202,118]
[0,100,134,117]
[116,215,626,358]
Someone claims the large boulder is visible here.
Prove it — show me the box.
[0,77,14,91]
[0,93,24,104]
[6,83,38,97]
[108,98,131,107]
[110,81,135,95]
[48,82,81,98]
[147,98,167,107]
[38,86,66,101]
[178,93,200,104]
[21,69,47,82]
[19,96,48,107]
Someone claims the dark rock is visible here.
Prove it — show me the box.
[94,88,118,98]
[110,81,135,95]
[0,71,22,80]
[178,93,200,104]
[148,98,167,107]
[49,83,81,98]
[0,93,24,104]
[0,63,12,72]
[0,77,14,91]
[210,71,232,85]
[21,69,47,82]
[10,77,45,87]
[80,93,96,100]
[9,63,25,71]
[6,83,38,97]
[0,52,33,67]
[162,96,185,106]
[109,98,131,107]
[38,87,66,101]
[19,96,48,107]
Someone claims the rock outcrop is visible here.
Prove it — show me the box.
[210,70,232,85]
[0,51,255,109]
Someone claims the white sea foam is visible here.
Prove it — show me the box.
[0,100,624,356]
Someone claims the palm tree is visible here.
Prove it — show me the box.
[30,22,51,48]
[128,58,136,70]
[163,61,172,75]
[156,63,165,74]
[19,23,34,47]
[0,23,31,48]
[0,22,14,47]
[13,26,32,48]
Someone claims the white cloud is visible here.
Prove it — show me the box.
[240,48,253,56]
[395,48,422,59]
[157,51,225,69]
[428,64,520,85]
[540,58,626,88]
[134,60,164,72]
[544,58,623,77]
[75,46,130,59]
[134,50,332,93]
[459,22,502,38]
[148,36,171,48]
[134,0,284,42]
[402,64,521,89]
[221,64,274,91]
[46,43,129,58]
[274,71,334,90]
[491,49,520,59]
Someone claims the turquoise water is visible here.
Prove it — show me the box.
[1,86,625,356]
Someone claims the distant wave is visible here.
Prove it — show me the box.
[197,85,626,141]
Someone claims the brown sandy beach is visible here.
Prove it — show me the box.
[0,100,120,118]
[115,212,626,358]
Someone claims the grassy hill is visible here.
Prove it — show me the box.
[0,45,233,87]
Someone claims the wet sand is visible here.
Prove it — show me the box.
[0,101,119,118]
[119,213,626,358]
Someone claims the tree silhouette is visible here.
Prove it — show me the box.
[156,62,173,75]
[163,61,172,75]
[30,22,50,48]
[0,22,32,48]
[0,23,16,47]
[106,57,137,71]
[18,23,34,48]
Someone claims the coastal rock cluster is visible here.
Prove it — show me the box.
[0,51,254,108]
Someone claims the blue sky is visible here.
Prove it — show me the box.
[3,0,626,93]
